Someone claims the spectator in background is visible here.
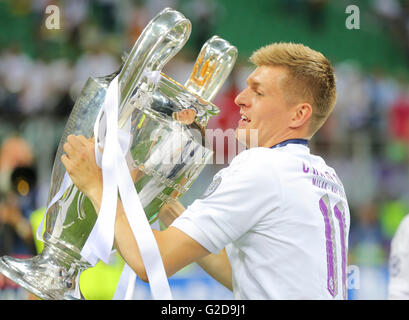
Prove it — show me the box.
[61,0,90,34]
[18,56,54,114]
[125,3,150,47]
[349,202,388,267]
[365,69,399,156]
[93,0,119,33]
[47,57,76,117]
[0,44,33,115]
[333,63,371,135]
[388,212,409,299]
[181,0,221,52]
[372,0,409,63]
[70,43,120,100]
[0,191,35,256]
[0,46,74,116]
[0,136,37,256]
[144,0,180,25]
[306,0,329,31]
[348,201,390,299]
[0,136,34,191]
[388,88,409,142]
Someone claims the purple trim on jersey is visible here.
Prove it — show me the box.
[334,203,347,300]
[270,138,309,149]
[319,196,337,297]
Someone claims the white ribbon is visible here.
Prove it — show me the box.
[113,263,136,300]
[36,172,72,242]
[84,74,172,299]
[113,216,161,300]
[80,75,121,265]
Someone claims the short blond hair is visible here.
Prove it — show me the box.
[250,42,337,135]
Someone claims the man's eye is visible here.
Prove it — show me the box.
[256,91,263,96]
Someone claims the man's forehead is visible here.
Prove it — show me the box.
[247,65,288,88]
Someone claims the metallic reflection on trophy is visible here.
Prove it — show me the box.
[0,8,237,299]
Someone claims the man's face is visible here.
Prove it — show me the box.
[234,65,296,148]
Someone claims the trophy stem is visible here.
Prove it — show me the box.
[0,243,87,300]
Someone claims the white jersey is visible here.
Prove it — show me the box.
[171,143,350,299]
[388,214,409,299]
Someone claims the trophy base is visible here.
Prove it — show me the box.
[0,244,85,300]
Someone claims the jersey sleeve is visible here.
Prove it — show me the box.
[170,149,282,253]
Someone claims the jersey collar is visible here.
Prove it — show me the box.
[270,138,309,149]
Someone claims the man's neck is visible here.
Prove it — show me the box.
[259,131,310,149]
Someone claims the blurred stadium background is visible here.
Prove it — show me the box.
[1,0,409,300]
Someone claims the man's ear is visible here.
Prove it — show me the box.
[289,103,312,129]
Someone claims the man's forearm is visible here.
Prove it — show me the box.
[159,201,233,291]
[113,200,149,281]
[86,191,210,283]
[196,250,233,291]
[86,189,148,281]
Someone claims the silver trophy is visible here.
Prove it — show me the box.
[0,8,237,299]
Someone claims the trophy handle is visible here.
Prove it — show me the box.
[118,8,191,110]
[185,35,238,102]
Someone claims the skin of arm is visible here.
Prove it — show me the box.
[61,134,216,283]
[159,201,233,290]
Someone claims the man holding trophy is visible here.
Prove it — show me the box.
[0,8,350,300]
[62,41,351,299]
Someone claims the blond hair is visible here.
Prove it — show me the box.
[249,42,337,135]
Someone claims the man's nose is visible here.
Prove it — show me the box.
[234,88,249,108]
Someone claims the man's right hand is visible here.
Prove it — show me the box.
[61,135,103,207]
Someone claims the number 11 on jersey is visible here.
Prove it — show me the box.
[319,194,347,299]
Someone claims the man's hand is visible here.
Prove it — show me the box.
[61,135,102,203]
